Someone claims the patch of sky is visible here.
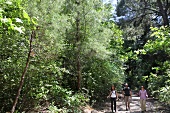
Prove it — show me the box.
[102,0,122,22]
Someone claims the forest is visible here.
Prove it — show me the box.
[0,0,170,112]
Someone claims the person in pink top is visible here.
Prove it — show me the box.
[139,86,148,112]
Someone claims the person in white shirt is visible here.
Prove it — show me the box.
[107,85,118,113]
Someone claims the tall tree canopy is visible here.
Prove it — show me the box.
[1,0,170,112]
[0,0,126,112]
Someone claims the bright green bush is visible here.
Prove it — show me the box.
[144,27,170,104]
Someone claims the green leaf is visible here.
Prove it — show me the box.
[5,1,12,5]
[15,18,23,23]
[14,26,24,34]
[0,8,3,12]
[23,10,30,21]
[31,17,38,25]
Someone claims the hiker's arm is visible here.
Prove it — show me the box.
[139,90,141,97]
[146,90,148,98]
[107,91,111,98]
[122,90,124,95]
[116,91,119,99]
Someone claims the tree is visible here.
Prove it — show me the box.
[0,0,36,112]
[141,26,170,103]
[114,0,170,89]
[24,0,126,109]
[60,0,125,92]
[116,0,170,26]
[0,0,126,112]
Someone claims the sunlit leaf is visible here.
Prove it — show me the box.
[1,18,9,23]
[15,18,23,23]
[5,1,12,5]
[23,10,30,21]
[14,26,24,34]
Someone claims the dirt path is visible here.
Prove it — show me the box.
[89,94,170,113]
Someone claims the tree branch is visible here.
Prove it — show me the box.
[11,30,35,113]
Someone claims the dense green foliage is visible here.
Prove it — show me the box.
[0,0,35,112]
[1,0,169,112]
[115,0,170,104]
[0,0,126,112]
[143,26,170,104]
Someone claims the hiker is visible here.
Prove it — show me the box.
[139,86,148,112]
[107,85,118,113]
[122,83,132,111]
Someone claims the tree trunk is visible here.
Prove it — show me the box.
[76,13,81,90]
[75,1,81,91]
[11,30,35,113]
[157,0,169,26]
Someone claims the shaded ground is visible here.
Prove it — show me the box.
[92,93,170,113]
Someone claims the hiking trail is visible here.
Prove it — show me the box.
[83,92,170,113]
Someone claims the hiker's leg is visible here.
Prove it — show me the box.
[128,96,130,110]
[140,99,142,111]
[125,96,128,110]
[111,98,114,112]
[143,99,146,111]
[140,99,144,111]
[113,98,116,112]
[124,96,127,108]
